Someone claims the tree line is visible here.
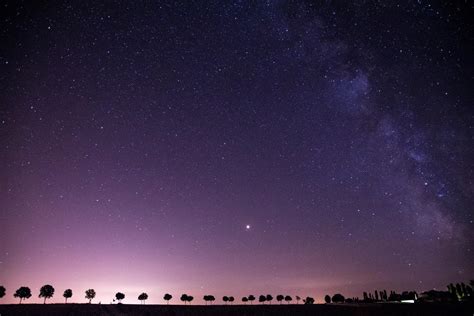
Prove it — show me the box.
[1,280,472,304]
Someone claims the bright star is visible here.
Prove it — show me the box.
[246,225,251,230]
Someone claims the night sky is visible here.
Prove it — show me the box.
[1,1,473,305]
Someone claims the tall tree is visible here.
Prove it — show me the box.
[276,294,284,304]
[324,295,331,303]
[223,296,229,305]
[295,296,301,304]
[164,293,172,304]
[0,286,5,298]
[115,292,125,304]
[259,295,266,304]
[180,294,188,304]
[14,287,32,304]
[85,289,96,304]
[229,296,234,304]
[186,295,194,304]
[284,295,292,304]
[138,293,148,304]
[39,285,55,304]
[266,294,273,304]
[248,295,255,305]
[63,289,72,303]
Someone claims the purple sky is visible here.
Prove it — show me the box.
[1,1,473,305]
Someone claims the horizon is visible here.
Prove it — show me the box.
[1,1,472,307]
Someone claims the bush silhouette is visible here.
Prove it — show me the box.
[324,294,331,303]
[138,292,148,304]
[277,294,284,304]
[259,295,266,304]
[248,295,255,304]
[332,293,345,303]
[85,289,96,303]
[303,296,314,304]
[63,289,73,303]
[285,295,292,304]
[0,286,5,298]
[164,293,172,304]
[115,292,125,303]
[14,287,32,304]
[39,284,55,304]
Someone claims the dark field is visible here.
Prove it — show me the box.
[0,303,473,316]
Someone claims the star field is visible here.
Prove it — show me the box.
[0,1,473,304]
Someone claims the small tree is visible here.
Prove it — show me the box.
[324,294,331,303]
[285,295,292,304]
[14,287,32,304]
[138,292,148,304]
[203,295,210,305]
[277,294,284,304]
[229,296,234,304]
[63,289,73,303]
[332,293,345,303]
[181,294,188,304]
[0,286,6,298]
[259,295,266,304]
[223,296,229,305]
[266,294,273,304]
[164,293,172,304]
[303,296,314,304]
[115,292,125,304]
[248,295,255,305]
[296,296,301,304]
[187,295,194,304]
[209,295,215,304]
[242,297,248,304]
[85,289,96,303]
[39,284,55,304]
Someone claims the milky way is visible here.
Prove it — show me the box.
[1,1,473,304]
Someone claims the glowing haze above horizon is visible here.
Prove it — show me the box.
[1,1,473,305]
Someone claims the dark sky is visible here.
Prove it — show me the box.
[1,0,473,304]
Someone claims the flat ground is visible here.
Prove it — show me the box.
[0,303,472,316]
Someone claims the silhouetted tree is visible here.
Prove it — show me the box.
[63,289,72,303]
[39,285,55,304]
[296,296,301,304]
[14,287,32,304]
[187,295,194,304]
[248,295,255,304]
[223,296,229,305]
[203,295,210,305]
[345,298,354,303]
[229,296,234,304]
[285,295,292,304]
[181,294,188,304]
[209,295,215,304]
[242,297,248,304]
[85,289,96,304]
[259,295,266,304]
[375,290,379,301]
[0,286,5,299]
[164,293,172,304]
[332,293,345,303]
[303,296,314,304]
[138,293,148,304]
[324,295,331,303]
[277,294,284,304]
[115,292,125,304]
[266,294,273,304]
